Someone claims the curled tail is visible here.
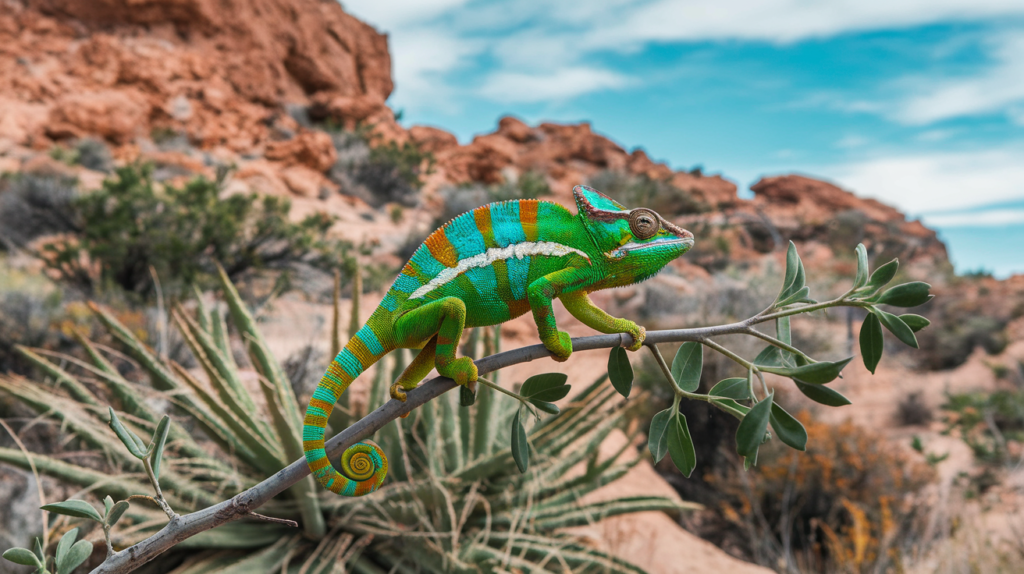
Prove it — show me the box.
[303,322,391,496]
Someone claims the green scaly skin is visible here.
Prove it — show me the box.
[302,185,695,496]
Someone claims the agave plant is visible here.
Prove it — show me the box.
[0,268,692,572]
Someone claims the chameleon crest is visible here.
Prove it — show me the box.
[303,185,694,496]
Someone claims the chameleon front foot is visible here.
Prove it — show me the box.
[437,356,478,387]
[625,324,646,351]
[389,381,409,402]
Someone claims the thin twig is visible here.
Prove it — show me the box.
[244,511,299,528]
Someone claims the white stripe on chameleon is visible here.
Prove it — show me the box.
[409,241,591,300]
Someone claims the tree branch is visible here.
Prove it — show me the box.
[87,313,811,574]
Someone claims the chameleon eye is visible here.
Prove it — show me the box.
[629,209,659,240]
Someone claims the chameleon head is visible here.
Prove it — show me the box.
[573,185,694,280]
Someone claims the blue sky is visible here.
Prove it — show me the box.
[343,0,1024,277]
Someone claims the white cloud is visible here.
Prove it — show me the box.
[828,146,1024,213]
[891,34,1024,124]
[922,209,1024,227]
[478,68,631,103]
[835,135,870,149]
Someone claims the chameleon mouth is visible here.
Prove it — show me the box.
[606,236,694,258]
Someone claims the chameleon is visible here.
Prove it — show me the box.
[302,185,694,496]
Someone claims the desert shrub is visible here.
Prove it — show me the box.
[587,170,709,216]
[943,389,1024,465]
[73,138,113,172]
[38,163,354,297]
[896,392,933,426]
[694,416,934,573]
[328,127,433,207]
[917,313,1007,370]
[0,173,80,250]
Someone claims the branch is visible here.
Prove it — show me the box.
[87,312,812,574]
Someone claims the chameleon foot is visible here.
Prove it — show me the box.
[389,381,409,402]
[626,324,646,352]
[438,357,478,387]
[545,331,573,362]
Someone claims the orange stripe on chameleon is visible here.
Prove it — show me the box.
[520,199,539,242]
[473,205,497,247]
[424,229,459,267]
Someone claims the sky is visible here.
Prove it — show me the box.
[342,0,1024,278]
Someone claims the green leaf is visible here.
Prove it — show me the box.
[736,395,773,458]
[670,342,703,392]
[667,414,697,478]
[607,347,634,398]
[104,495,113,517]
[57,540,93,574]
[150,414,171,481]
[520,373,570,402]
[859,313,884,374]
[711,397,751,420]
[107,407,148,459]
[769,403,807,451]
[648,408,673,463]
[106,500,130,527]
[511,408,529,473]
[899,314,931,332]
[777,241,804,302]
[777,316,792,346]
[853,243,869,288]
[531,400,560,415]
[754,345,794,369]
[709,378,751,400]
[876,281,932,307]
[863,259,898,293]
[793,380,851,407]
[874,308,919,348]
[56,527,78,565]
[760,357,853,384]
[776,285,811,307]
[41,500,103,523]
[2,548,39,567]
[459,384,476,407]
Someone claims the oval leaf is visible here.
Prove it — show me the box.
[899,314,931,332]
[667,414,697,478]
[874,309,919,348]
[777,316,792,346]
[106,500,130,527]
[56,527,78,564]
[736,395,773,458]
[794,380,851,407]
[864,259,898,292]
[709,378,751,400]
[511,408,529,473]
[853,243,869,288]
[107,407,147,459]
[776,285,811,307]
[648,408,673,463]
[459,384,476,407]
[711,397,751,420]
[754,345,794,369]
[859,313,883,374]
[57,540,93,574]
[760,357,853,385]
[2,548,40,567]
[876,281,932,307]
[150,414,171,481]
[530,400,560,415]
[607,347,634,398]
[104,495,113,517]
[779,241,799,298]
[42,500,103,523]
[769,403,807,451]
[520,373,570,402]
[670,342,703,392]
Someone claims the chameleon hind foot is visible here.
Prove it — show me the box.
[545,331,573,362]
[626,324,646,351]
[389,381,409,402]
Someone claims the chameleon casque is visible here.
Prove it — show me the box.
[302,185,694,496]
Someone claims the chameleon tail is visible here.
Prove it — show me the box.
[303,322,391,496]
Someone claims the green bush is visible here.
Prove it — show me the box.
[943,389,1024,465]
[328,127,434,208]
[40,164,353,297]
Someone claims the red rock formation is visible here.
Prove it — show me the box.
[0,0,395,150]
